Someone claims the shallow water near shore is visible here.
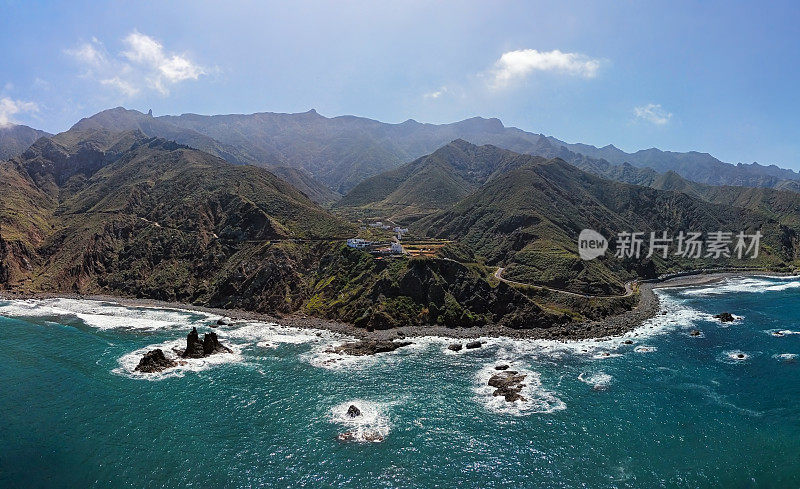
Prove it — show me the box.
[1,276,800,487]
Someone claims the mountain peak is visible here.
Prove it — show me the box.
[454,116,505,132]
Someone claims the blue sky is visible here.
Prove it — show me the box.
[1,0,799,169]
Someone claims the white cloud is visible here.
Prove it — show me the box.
[122,31,204,94]
[634,103,672,125]
[0,97,38,126]
[66,31,206,97]
[489,49,601,88]
[424,86,448,99]
[100,77,140,97]
[65,38,108,68]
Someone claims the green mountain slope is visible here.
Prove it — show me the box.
[268,166,341,207]
[1,130,568,332]
[1,129,354,295]
[338,140,551,221]
[414,143,797,294]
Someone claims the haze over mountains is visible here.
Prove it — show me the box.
[54,107,800,198]
[0,124,52,161]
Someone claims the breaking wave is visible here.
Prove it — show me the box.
[328,400,393,442]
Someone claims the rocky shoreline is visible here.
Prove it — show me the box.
[0,271,791,342]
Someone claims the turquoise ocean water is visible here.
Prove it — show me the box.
[1,275,800,488]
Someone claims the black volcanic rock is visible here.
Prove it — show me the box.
[448,343,463,352]
[182,327,205,358]
[714,312,735,322]
[488,370,527,402]
[327,340,413,356]
[135,349,177,373]
[347,405,361,417]
[202,331,232,355]
[181,327,231,358]
[465,340,483,349]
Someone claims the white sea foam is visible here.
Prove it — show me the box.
[578,372,613,390]
[0,298,214,331]
[680,276,800,297]
[474,363,565,415]
[774,353,798,363]
[113,339,243,380]
[220,321,335,346]
[634,345,657,353]
[767,329,800,337]
[302,340,383,371]
[719,350,751,363]
[329,400,392,442]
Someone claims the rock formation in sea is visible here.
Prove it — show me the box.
[488,370,527,402]
[135,349,178,373]
[714,312,735,322]
[181,327,232,358]
[203,331,233,355]
[327,339,412,356]
[448,343,463,352]
[465,340,483,349]
[347,405,361,417]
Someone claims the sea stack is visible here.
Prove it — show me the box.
[135,349,177,373]
[203,331,232,355]
[181,327,232,358]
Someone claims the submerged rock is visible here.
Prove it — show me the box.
[690,329,702,337]
[216,318,229,326]
[135,349,177,373]
[623,339,634,345]
[465,340,483,349]
[448,343,463,352]
[346,405,361,418]
[181,327,232,358]
[337,431,384,443]
[714,312,735,322]
[495,364,509,371]
[327,340,412,356]
[488,370,527,402]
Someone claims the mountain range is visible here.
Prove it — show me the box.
[2,108,799,331]
[55,107,800,197]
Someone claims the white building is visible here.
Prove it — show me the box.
[347,238,371,249]
[390,242,404,254]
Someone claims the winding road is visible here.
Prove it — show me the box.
[493,267,635,299]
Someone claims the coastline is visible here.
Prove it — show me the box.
[0,271,793,342]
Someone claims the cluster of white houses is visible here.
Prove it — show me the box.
[368,221,409,236]
[346,238,405,255]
